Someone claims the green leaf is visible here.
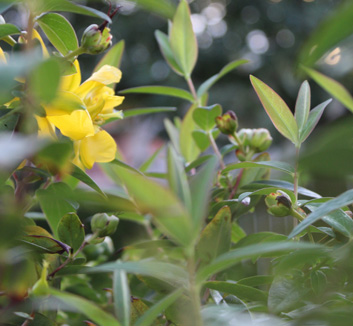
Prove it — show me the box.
[167,144,192,212]
[303,66,353,113]
[205,281,268,303]
[238,187,295,205]
[197,59,249,98]
[29,58,61,103]
[94,40,125,72]
[33,0,111,22]
[139,144,165,172]
[196,241,323,283]
[231,222,246,244]
[70,164,106,197]
[299,99,331,143]
[49,288,120,326]
[164,118,180,154]
[0,23,20,39]
[193,104,222,131]
[294,80,311,133]
[120,86,194,102]
[169,0,198,78]
[223,161,294,175]
[134,0,176,19]
[36,182,78,238]
[36,13,78,55]
[237,275,273,287]
[134,289,183,326]
[57,213,85,252]
[123,107,176,118]
[113,269,130,326]
[192,130,210,152]
[196,206,232,266]
[288,189,353,238]
[250,75,298,144]
[185,155,213,173]
[155,30,183,76]
[0,108,19,132]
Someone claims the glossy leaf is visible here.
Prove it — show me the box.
[294,80,311,133]
[155,30,183,76]
[123,107,176,118]
[196,206,232,265]
[250,75,298,144]
[223,160,294,175]
[37,13,78,55]
[57,213,85,252]
[193,104,222,131]
[289,189,353,238]
[303,66,353,113]
[299,99,332,142]
[0,23,20,39]
[169,0,198,78]
[134,289,183,326]
[197,59,248,97]
[49,288,120,326]
[113,269,130,326]
[94,40,125,72]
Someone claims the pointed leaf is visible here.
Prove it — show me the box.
[139,144,165,172]
[120,86,194,102]
[36,13,78,55]
[57,213,85,252]
[288,189,353,238]
[222,161,294,175]
[169,0,198,78]
[300,99,332,142]
[295,80,311,132]
[197,59,248,97]
[123,107,176,118]
[185,155,213,173]
[250,75,298,144]
[303,66,353,113]
[0,23,20,39]
[192,104,222,131]
[155,30,183,76]
[94,40,124,72]
[113,269,130,326]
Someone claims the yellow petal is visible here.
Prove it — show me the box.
[32,29,49,58]
[0,48,6,63]
[47,110,94,140]
[60,60,81,92]
[101,95,125,114]
[45,91,85,116]
[79,130,116,169]
[35,116,56,139]
[99,110,124,120]
[72,140,85,170]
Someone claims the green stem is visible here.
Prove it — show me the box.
[293,146,300,203]
[231,131,245,153]
[186,77,199,104]
[290,207,305,222]
[187,256,203,326]
[63,46,86,61]
[208,132,226,170]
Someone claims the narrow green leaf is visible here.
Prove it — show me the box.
[36,13,78,55]
[250,75,298,144]
[70,164,106,197]
[294,80,311,133]
[139,144,165,172]
[49,288,120,326]
[197,59,249,97]
[120,86,194,102]
[109,158,144,175]
[196,241,324,283]
[237,275,273,287]
[303,66,353,112]
[57,213,85,252]
[155,30,183,76]
[29,58,61,103]
[205,281,268,303]
[164,118,180,154]
[134,289,183,326]
[231,222,246,244]
[94,40,125,72]
[0,23,20,39]
[123,107,176,118]
[169,0,198,78]
[134,0,176,19]
[185,155,213,173]
[192,104,222,131]
[167,144,192,212]
[196,206,232,266]
[222,161,294,175]
[300,99,332,143]
[113,269,130,326]
[288,189,353,238]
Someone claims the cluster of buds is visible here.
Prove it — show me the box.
[90,213,119,237]
[265,190,292,217]
[238,128,272,153]
[81,24,113,55]
[215,111,238,135]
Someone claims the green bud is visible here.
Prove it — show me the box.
[31,261,50,297]
[91,213,119,237]
[265,190,292,217]
[237,128,253,147]
[250,128,272,153]
[235,149,247,161]
[215,111,238,135]
[81,24,112,55]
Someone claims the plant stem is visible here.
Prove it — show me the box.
[186,77,198,104]
[187,256,203,326]
[208,132,226,170]
[63,47,86,61]
[293,146,300,203]
[231,131,245,153]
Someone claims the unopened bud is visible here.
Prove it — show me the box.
[250,128,272,153]
[265,190,292,217]
[31,261,50,297]
[235,149,247,161]
[81,24,112,55]
[237,129,253,147]
[215,111,238,135]
[91,213,119,237]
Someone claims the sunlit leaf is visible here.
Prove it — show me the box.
[294,80,311,133]
[0,23,20,39]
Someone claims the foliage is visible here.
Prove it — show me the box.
[0,1,352,326]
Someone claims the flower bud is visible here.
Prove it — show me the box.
[215,111,238,135]
[31,261,50,297]
[237,128,253,147]
[91,213,119,237]
[250,128,272,153]
[265,190,292,217]
[235,149,247,161]
[81,24,112,55]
